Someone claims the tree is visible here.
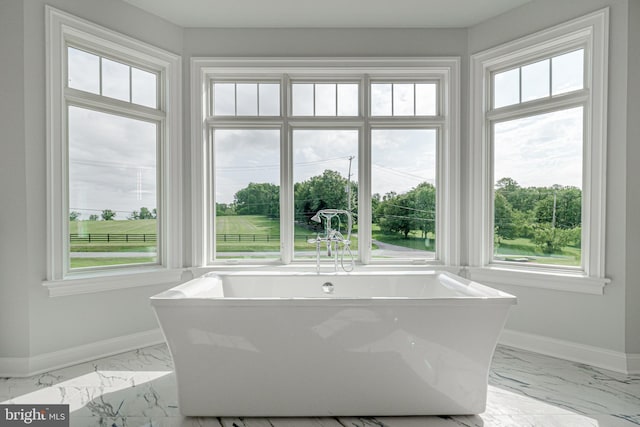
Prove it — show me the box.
[235,182,279,217]
[532,223,572,254]
[101,209,116,221]
[375,182,436,239]
[89,214,99,221]
[294,170,350,224]
[533,186,581,229]
[494,192,515,239]
[129,207,157,220]
[376,192,414,238]
[412,182,436,238]
[216,203,235,216]
[371,193,382,224]
[139,207,154,219]
[69,211,81,221]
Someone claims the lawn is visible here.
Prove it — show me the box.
[495,237,581,267]
[372,225,436,252]
[215,215,360,254]
[69,219,157,269]
[70,257,156,269]
[70,219,157,234]
[69,217,579,267]
[69,219,157,252]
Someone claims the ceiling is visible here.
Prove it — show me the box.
[121,0,532,29]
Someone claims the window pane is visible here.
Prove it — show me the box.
[236,83,258,116]
[494,68,520,108]
[393,83,414,116]
[214,129,280,260]
[493,107,583,267]
[67,47,100,94]
[259,83,280,116]
[131,68,157,108]
[371,84,392,116]
[68,106,157,269]
[214,83,235,116]
[371,129,437,260]
[315,84,336,116]
[101,58,130,102]
[416,84,437,116]
[337,84,358,116]
[521,59,550,102]
[292,84,314,116]
[552,49,584,95]
[293,130,358,261]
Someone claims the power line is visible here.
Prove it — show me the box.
[217,156,356,171]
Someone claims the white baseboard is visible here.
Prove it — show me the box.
[627,353,640,375]
[0,329,165,378]
[500,329,639,375]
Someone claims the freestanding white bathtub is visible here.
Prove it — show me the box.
[150,271,516,417]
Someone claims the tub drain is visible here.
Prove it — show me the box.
[322,282,334,294]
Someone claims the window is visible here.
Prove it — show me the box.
[46,7,182,286]
[192,59,459,266]
[469,9,608,292]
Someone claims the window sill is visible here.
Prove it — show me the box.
[43,267,187,297]
[191,263,461,277]
[467,265,610,295]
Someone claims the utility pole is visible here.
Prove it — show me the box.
[551,191,557,228]
[346,155,355,211]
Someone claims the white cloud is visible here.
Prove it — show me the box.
[494,107,583,188]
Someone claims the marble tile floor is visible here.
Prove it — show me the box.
[1,344,639,427]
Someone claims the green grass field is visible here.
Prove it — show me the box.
[495,237,581,266]
[68,217,581,267]
[70,219,157,251]
[70,257,157,269]
[69,219,157,268]
[70,219,157,234]
[215,215,360,254]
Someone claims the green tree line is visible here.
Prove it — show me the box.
[494,177,581,253]
[215,172,582,253]
[216,169,435,239]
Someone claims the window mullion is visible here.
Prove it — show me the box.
[281,74,293,264]
[360,74,372,264]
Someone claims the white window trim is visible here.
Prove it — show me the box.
[191,57,460,269]
[468,8,609,294]
[44,7,183,296]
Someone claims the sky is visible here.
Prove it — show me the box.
[492,48,584,189]
[67,48,584,219]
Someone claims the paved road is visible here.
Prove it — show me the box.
[371,239,435,258]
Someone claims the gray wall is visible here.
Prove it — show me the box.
[0,0,30,359]
[0,0,637,361]
[0,0,183,359]
[468,0,630,353]
[626,0,640,355]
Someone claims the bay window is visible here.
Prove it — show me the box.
[192,58,460,266]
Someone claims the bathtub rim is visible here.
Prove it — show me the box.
[150,270,517,307]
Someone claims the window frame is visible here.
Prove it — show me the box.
[468,8,609,294]
[191,58,460,268]
[45,7,183,295]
